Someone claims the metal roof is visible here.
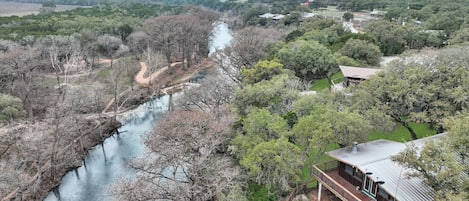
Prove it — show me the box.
[327,134,446,201]
[339,66,380,79]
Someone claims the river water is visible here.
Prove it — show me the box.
[44,22,232,201]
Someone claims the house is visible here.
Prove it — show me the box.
[258,13,286,22]
[339,66,380,87]
[370,9,387,17]
[312,134,446,201]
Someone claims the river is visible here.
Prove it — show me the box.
[44,22,232,201]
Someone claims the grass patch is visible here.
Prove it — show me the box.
[310,71,344,91]
[368,122,436,142]
[96,68,111,80]
[248,182,275,201]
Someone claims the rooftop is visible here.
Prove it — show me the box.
[327,134,446,201]
[339,66,380,80]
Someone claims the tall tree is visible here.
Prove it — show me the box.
[0,47,41,120]
[96,34,124,69]
[339,39,383,66]
[232,74,301,116]
[240,138,304,192]
[278,40,338,86]
[392,114,469,200]
[213,27,282,86]
[113,109,240,201]
[176,71,235,111]
[365,20,407,55]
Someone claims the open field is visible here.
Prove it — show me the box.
[0,1,87,16]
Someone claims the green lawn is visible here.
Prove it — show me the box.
[368,122,436,142]
[310,71,344,92]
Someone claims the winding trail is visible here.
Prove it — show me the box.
[135,61,181,86]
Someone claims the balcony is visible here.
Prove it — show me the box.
[312,161,373,201]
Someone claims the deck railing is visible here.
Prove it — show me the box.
[312,161,363,201]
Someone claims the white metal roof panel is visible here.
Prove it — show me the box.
[327,134,447,201]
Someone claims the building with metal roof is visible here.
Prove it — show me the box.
[313,134,445,201]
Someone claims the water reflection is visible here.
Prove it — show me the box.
[44,96,169,201]
[44,22,232,201]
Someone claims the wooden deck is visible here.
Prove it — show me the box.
[312,163,374,201]
[325,169,374,201]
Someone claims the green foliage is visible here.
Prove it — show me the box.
[368,123,436,142]
[243,108,289,141]
[42,0,56,8]
[285,30,304,42]
[282,111,297,128]
[293,104,371,148]
[298,15,339,33]
[0,4,182,41]
[232,74,301,116]
[392,120,469,201]
[450,27,469,45]
[342,12,353,21]
[425,10,466,37]
[309,71,344,92]
[334,53,361,66]
[393,140,467,192]
[445,113,469,161]
[0,93,25,123]
[248,182,276,201]
[299,30,330,46]
[241,60,284,85]
[242,7,268,26]
[282,12,301,27]
[365,20,407,55]
[240,138,304,192]
[230,108,289,159]
[218,184,250,201]
[278,40,338,82]
[330,33,377,52]
[339,39,383,66]
[384,7,406,21]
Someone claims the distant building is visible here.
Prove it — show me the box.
[340,66,380,87]
[259,13,285,21]
[313,134,446,201]
[302,12,316,19]
[370,9,386,17]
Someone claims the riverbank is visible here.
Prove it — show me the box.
[1,115,121,201]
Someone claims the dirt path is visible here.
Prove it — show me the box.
[135,61,182,86]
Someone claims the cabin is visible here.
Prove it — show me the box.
[312,134,445,201]
[340,66,380,87]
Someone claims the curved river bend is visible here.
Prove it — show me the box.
[44,22,232,201]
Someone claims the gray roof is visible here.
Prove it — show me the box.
[327,134,446,201]
[339,65,380,79]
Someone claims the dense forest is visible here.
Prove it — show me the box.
[1,0,469,200]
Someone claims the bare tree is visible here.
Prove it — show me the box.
[73,29,100,70]
[127,31,150,60]
[142,14,216,70]
[113,109,242,201]
[96,34,124,69]
[176,71,235,111]
[0,47,41,120]
[212,27,282,86]
[142,16,179,68]
[107,59,126,118]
